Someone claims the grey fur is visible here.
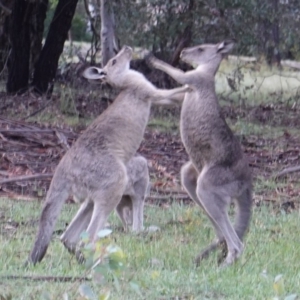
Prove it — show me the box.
[148,40,253,267]
[28,46,189,265]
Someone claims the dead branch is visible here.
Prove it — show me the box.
[0,275,90,282]
[0,1,12,14]
[0,173,53,184]
[274,165,300,178]
[22,102,51,120]
[148,194,190,201]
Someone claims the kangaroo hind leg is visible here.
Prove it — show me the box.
[196,170,244,267]
[117,156,149,232]
[60,199,94,254]
[181,161,225,265]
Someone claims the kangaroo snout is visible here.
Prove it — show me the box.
[82,67,106,80]
[122,45,133,53]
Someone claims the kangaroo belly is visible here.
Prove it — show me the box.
[180,95,243,168]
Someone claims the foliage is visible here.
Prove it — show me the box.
[272,274,298,300]
[44,0,91,42]
[111,0,300,60]
[76,229,141,299]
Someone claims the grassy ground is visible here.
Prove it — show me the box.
[0,198,299,299]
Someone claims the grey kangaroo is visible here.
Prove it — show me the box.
[148,40,252,266]
[28,45,190,265]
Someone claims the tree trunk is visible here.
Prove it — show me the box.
[0,0,12,76]
[29,0,49,75]
[170,24,193,66]
[271,0,281,66]
[32,0,78,95]
[100,0,116,66]
[170,0,194,66]
[6,0,33,94]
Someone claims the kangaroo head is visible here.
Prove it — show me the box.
[180,40,235,75]
[83,45,133,87]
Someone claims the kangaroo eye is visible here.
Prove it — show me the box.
[198,48,203,52]
[112,59,117,66]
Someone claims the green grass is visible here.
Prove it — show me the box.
[216,59,300,106]
[0,198,299,299]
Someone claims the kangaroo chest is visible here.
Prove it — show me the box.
[75,93,151,163]
[179,91,233,166]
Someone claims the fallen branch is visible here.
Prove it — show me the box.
[148,194,190,201]
[151,187,187,195]
[0,173,53,184]
[274,165,300,178]
[22,102,51,120]
[0,275,90,282]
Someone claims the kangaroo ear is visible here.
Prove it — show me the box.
[82,67,106,80]
[217,39,235,53]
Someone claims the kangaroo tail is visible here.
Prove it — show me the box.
[28,170,70,265]
[234,186,253,241]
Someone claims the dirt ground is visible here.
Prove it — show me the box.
[0,87,299,210]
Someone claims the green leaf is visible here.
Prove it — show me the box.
[284,294,298,300]
[63,293,69,300]
[273,274,285,296]
[78,283,96,300]
[80,231,90,243]
[108,247,126,264]
[84,256,95,270]
[112,273,121,293]
[109,257,123,270]
[41,291,52,300]
[99,290,111,300]
[97,229,112,238]
[93,264,109,279]
[129,281,143,297]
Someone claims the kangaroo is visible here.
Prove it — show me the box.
[116,155,150,231]
[28,45,190,265]
[148,40,253,267]
[60,154,150,261]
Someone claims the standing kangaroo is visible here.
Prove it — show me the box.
[28,46,190,265]
[148,40,252,266]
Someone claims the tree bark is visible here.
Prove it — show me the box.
[32,0,79,95]
[271,0,281,66]
[170,0,194,66]
[100,0,116,66]
[6,0,34,94]
[0,0,12,76]
[29,0,49,75]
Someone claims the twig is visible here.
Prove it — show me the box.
[55,129,70,150]
[0,129,56,134]
[0,1,11,14]
[22,102,51,120]
[0,173,53,184]
[148,195,190,201]
[0,275,90,282]
[0,48,11,77]
[151,187,187,195]
[274,165,300,178]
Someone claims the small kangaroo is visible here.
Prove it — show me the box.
[28,45,190,265]
[148,40,252,266]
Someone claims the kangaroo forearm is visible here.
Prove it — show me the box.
[152,85,188,101]
[150,58,187,84]
[152,92,185,106]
